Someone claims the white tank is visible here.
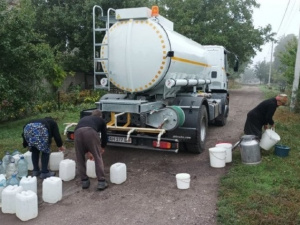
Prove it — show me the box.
[23,151,33,170]
[100,8,210,95]
[49,152,64,171]
[16,190,38,221]
[110,163,127,184]
[86,159,97,178]
[59,159,76,181]
[20,176,37,194]
[1,185,23,214]
[42,177,62,204]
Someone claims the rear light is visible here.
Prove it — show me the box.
[67,131,74,140]
[153,141,172,149]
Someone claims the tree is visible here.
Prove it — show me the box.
[157,0,275,66]
[0,0,60,120]
[254,61,270,84]
[278,37,298,85]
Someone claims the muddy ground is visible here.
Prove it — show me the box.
[2,86,263,225]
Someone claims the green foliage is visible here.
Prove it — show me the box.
[278,37,298,85]
[158,0,275,66]
[0,0,58,120]
[254,61,270,84]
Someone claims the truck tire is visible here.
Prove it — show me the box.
[186,105,208,154]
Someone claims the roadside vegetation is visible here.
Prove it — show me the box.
[217,86,300,225]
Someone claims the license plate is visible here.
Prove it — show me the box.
[108,136,132,143]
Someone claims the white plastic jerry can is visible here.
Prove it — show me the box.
[49,152,64,171]
[110,163,127,184]
[16,190,38,221]
[59,159,76,181]
[86,159,97,178]
[42,177,62,204]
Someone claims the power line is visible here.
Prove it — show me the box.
[278,0,298,36]
[277,0,291,34]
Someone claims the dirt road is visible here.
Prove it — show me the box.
[2,86,263,225]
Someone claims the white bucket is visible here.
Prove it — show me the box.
[49,152,64,171]
[23,151,33,170]
[16,190,38,221]
[42,177,62,204]
[20,176,37,194]
[215,143,232,163]
[59,159,76,181]
[209,147,226,168]
[1,185,23,214]
[110,163,127,184]
[175,173,190,189]
[86,159,97,178]
[259,129,281,150]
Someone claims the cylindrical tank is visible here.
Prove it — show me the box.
[100,17,210,94]
[240,135,261,165]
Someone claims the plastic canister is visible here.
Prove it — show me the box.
[49,152,64,171]
[209,147,226,168]
[0,174,6,207]
[1,185,23,214]
[215,143,233,163]
[110,163,127,184]
[86,159,97,178]
[20,176,37,194]
[175,173,191,189]
[23,151,33,171]
[16,190,38,221]
[59,159,76,181]
[42,177,62,204]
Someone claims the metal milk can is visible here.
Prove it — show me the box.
[240,135,261,165]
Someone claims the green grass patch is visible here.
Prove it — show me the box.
[218,102,300,224]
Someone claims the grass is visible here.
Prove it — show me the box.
[0,103,95,158]
[217,86,300,225]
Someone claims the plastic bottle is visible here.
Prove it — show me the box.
[12,150,21,165]
[0,174,6,185]
[2,151,11,172]
[0,160,5,174]
[6,157,17,180]
[7,172,20,186]
[17,155,28,178]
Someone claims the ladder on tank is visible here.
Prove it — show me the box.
[92,6,116,91]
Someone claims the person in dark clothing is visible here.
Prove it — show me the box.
[244,94,288,139]
[22,117,66,179]
[74,109,108,191]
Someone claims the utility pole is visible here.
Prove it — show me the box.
[268,42,273,86]
[290,25,300,112]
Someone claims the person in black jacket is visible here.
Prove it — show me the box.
[74,109,108,191]
[244,94,288,139]
[22,117,65,179]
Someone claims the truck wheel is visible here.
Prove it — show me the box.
[186,105,208,154]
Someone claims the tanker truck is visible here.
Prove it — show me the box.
[79,5,239,154]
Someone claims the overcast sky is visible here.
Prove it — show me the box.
[252,0,300,64]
